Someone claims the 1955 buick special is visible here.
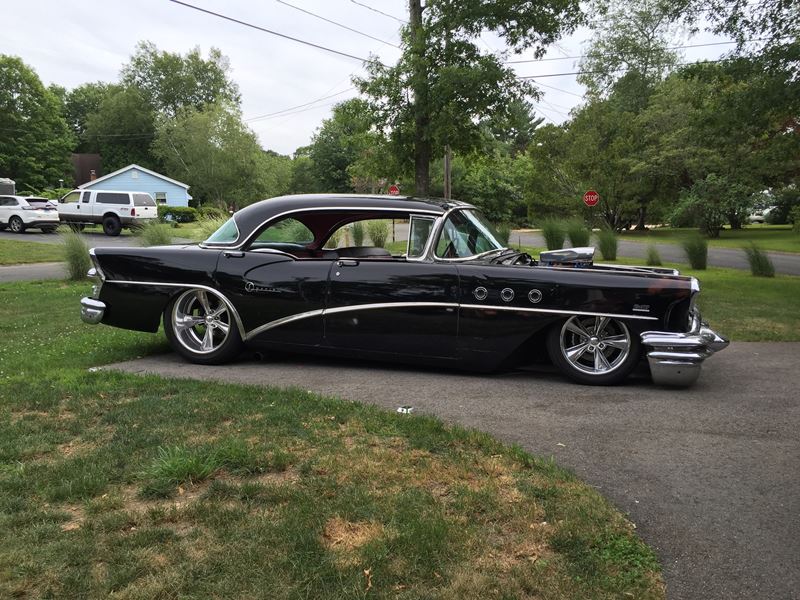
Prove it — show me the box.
[80,194,728,386]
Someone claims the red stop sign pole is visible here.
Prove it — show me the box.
[583,189,599,207]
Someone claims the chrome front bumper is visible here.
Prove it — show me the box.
[640,310,729,386]
[80,297,105,324]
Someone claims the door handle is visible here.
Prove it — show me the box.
[337,259,359,267]
[224,251,244,258]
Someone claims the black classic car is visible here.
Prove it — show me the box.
[80,194,728,386]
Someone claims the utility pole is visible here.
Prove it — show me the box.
[409,0,430,197]
[443,145,452,200]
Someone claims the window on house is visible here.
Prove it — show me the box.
[155,192,167,205]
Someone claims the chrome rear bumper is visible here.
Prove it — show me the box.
[80,297,105,324]
[640,311,729,386]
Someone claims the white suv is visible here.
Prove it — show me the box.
[58,189,158,236]
[0,195,60,233]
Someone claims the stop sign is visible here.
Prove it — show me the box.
[583,189,599,207]
[388,184,400,196]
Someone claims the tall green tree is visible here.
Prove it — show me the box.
[64,82,114,152]
[356,0,583,196]
[152,102,282,206]
[121,41,240,117]
[0,55,74,190]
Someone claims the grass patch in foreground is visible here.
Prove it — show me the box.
[0,279,665,599]
[0,238,63,265]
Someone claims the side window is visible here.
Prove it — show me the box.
[325,218,398,251]
[251,218,314,246]
[62,191,81,204]
[81,191,91,203]
[0,197,16,206]
[96,192,130,205]
[407,216,435,258]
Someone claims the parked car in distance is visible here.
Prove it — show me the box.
[58,189,158,236]
[80,194,728,386]
[747,206,776,224]
[0,195,60,233]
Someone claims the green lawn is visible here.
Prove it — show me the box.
[618,225,800,253]
[0,238,63,265]
[0,280,665,600]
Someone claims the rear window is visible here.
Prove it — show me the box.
[133,193,156,207]
[96,192,130,205]
[25,197,52,207]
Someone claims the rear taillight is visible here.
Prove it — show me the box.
[131,207,136,216]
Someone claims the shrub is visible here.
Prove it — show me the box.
[791,206,800,233]
[366,220,390,247]
[682,234,708,269]
[744,243,775,277]
[158,205,198,223]
[540,219,566,250]
[352,221,365,245]
[136,221,174,247]
[198,205,227,220]
[645,244,662,266]
[495,222,512,246]
[566,219,591,247]
[596,228,618,260]
[197,217,229,240]
[61,229,90,281]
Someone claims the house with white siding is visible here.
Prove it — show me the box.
[78,164,192,207]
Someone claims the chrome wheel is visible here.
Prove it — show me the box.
[171,289,232,355]
[559,315,631,376]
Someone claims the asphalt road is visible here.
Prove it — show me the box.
[512,230,800,276]
[107,343,800,600]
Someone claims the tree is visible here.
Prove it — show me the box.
[64,82,114,151]
[356,0,583,196]
[0,55,74,191]
[83,85,158,172]
[152,102,279,206]
[121,41,240,117]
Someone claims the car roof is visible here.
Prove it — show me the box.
[232,193,473,239]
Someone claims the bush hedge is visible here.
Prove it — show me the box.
[158,205,198,223]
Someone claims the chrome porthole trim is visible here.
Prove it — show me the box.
[559,315,632,376]
[528,289,542,304]
[473,286,488,301]
[500,288,514,302]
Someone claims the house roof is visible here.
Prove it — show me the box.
[78,164,190,190]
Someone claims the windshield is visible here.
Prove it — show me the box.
[435,209,505,259]
[204,217,240,245]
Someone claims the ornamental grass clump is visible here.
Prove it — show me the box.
[197,217,229,240]
[136,220,173,247]
[495,222,512,246]
[596,228,618,260]
[540,218,566,250]
[366,220,390,247]
[566,219,591,247]
[744,243,775,277]
[61,229,90,281]
[352,221,365,245]
[682,233,708,269]
[646,244,662,266]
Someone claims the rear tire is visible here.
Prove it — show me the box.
[9,216,25,233]
[102,215,122,236]
[163,288,243,365]
[546,315,640,385]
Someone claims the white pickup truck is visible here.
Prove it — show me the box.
[58,189,158,236]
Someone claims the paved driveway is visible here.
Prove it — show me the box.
[108,342,799,600]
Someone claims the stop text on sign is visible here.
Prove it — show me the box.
[583,190,599,207]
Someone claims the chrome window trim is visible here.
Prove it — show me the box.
[406,215,439,262]
[201,206,444,251]
[104,280,247,340]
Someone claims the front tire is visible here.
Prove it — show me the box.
[9,216,25,233]
[163,288,243,365]
[102,215,122,236]
[546,315,640,385]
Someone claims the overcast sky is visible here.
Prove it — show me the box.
[1,0,731,155]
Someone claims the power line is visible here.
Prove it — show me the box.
[506,38,768,65]
[517,59,724,79]
[532,80,586,98]
[167,0,385,66]
[246,87,357,122]
[275,0,400,48]
[349,0,406,23]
